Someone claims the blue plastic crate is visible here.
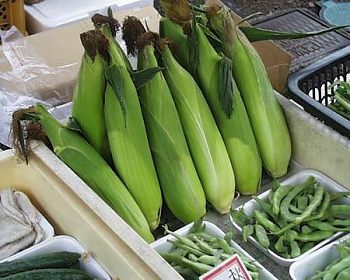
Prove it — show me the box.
[319,0,350,31]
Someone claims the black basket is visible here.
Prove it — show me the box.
[288,45,350,137]
[0,142,9,150]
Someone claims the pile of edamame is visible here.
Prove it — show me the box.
[231,176,350,259]
[309,239,350,280]
[160,222,261,279]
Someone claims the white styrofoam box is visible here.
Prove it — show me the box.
[5,235,111,279]
[290,233,350,280]
[151,221,278,280]
[24,0,153,34]
[230,169,350,267]
[0,201,54,263]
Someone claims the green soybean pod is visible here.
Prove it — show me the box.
[242,224,255,242]
[253,196,275,220]
[250,271,259,280]
[254,210,280,232]
[255,224,270,249]
[197,255,220,266]
[274,235,287,253]
[335,266,350,280]
[269,190,275,205]
[336,243,350,258]
[301,242,315,254]
[301,225,313,234]
[295,230,334,242]
[272,185,290,216]
[290,240,301,258]
[307,221,339,232]
[331,219,350,227]
[330,205,350,217]
[330,191,350,201]
[305,191,330,222]
[279,177,317,222]
[324,256,350,280]
[297,195,308,210]
[289,204,303,214]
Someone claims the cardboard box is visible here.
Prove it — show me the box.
[24,0,154,34]
[0,5,291,104]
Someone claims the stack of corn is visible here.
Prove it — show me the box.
[159,0,292,190]
[12,0,294,243]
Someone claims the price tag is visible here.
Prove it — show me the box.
[199,254,252,280]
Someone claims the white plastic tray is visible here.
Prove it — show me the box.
[0,203,54,263]
[24,0,153,34]
[151,221,278,280]
[230,169,350,266]
[290,233,350,280]
[5,235,111,279]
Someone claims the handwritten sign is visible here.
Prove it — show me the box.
[199,254,252,280]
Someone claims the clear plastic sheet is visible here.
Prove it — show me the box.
[0,26,76,105]
[0,27,76,147]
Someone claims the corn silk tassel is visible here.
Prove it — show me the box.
[12,104,154,243]
[90,15,163,230]
[122,16,206,222]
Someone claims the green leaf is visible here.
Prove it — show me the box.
[230,208,254,227]
[22,112,41,122]
[224,231,234,243]
[190,218,205,233]
[65,117,84,135]
[145,19,150,32]
[17,119,28,165]
[105,64,127,122]
[189,1,205,12]
[240,25,350,42]
[107,7,113,18]
[189,8,199,76]
[131,67,162,89]
[219,54,234,117]
[271,178,281,191]
[198,23,222,45]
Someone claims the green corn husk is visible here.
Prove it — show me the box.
[162,45,235,214]
[101,30,162,231]
[207,5,291,178]
[195,25,262,194]
[13,105,154,243]
[159,17,190,69]
[159,14,262,194]
[71,31,110,162]
[137,41,206,222]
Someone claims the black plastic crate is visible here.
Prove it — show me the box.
[288,45,350,137]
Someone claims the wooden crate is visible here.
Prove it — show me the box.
[0,0,26,34]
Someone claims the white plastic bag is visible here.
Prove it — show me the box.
[0,26,76,105]
[0,27,76,147]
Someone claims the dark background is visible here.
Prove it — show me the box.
[154,0,318,18]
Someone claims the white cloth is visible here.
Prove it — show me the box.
[0,189,44,260]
